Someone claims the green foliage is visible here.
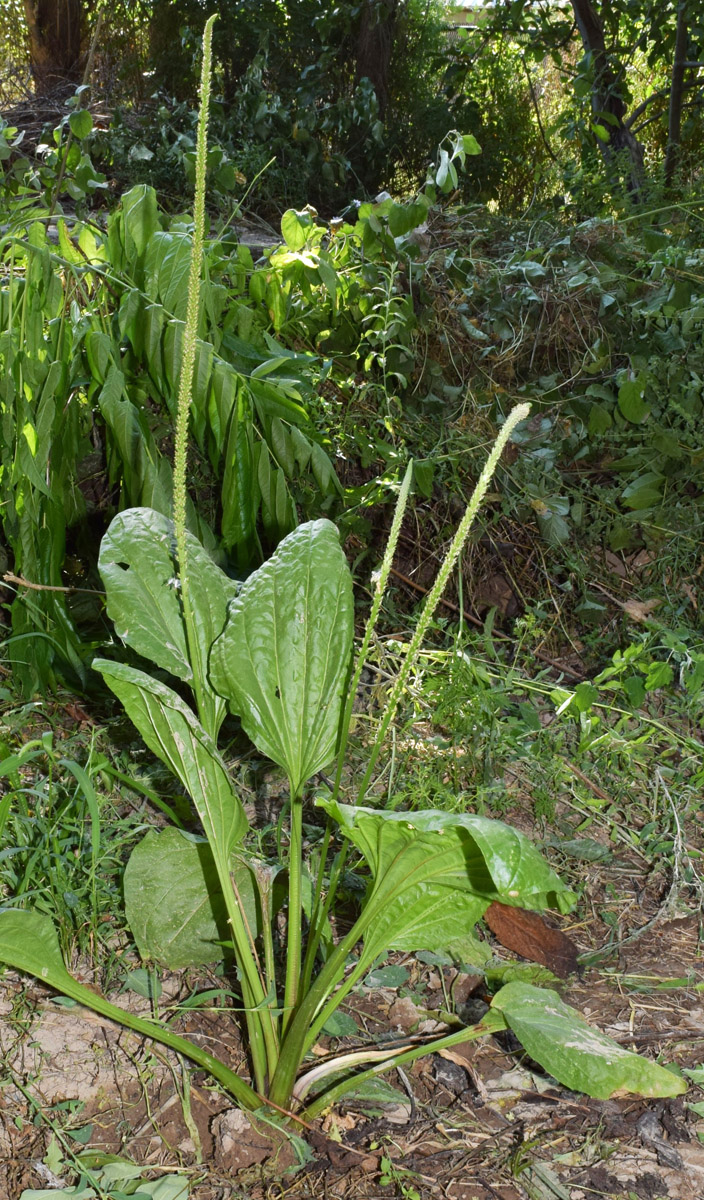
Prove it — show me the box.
[210,520,354,796]
[492,981,685,1099]
[124,826,258,970]
[138,0,486,209]
[1,500,684,1112]
[0,20,692,1128]
[0,724,142,959]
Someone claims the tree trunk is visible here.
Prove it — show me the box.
[664,1,689,186]
[23,0,83,93]
[570,0,646,196]
[355,0,399,120]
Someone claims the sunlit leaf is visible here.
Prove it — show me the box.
[211,520,354,794]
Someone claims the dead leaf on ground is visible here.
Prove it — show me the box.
[474,572,519,617]
[605,550,627,578]
[628,549,655,571]
[484,902,580,978]
[621,597,661,622]
[681,581,698,610]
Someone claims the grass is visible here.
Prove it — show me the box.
[0,701,160,966]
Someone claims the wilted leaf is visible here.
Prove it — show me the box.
[621,598,661,622]
[484,902,579,979]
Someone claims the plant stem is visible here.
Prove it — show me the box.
[283,788,303,1034]
[44,959,263,1112]
[333,461,413,807]
[299,819,332,995]
[172,13,217,733]
[300,463,414,988]
[356,403,531,803]
[269,877,399,1107]
[301,1011,506,1119]
[168,13,275,1090]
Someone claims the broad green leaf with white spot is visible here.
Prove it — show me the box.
[210,520,354,795]
[491,982,687,1098]
[125,827,260,968]
[618,375,650,423]
[93,661,247,854]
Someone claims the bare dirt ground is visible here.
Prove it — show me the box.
[1,827,702,1200]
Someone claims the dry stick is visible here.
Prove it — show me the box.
[562,758,612,804]
[2,572,104,596]
[388,565,585,681]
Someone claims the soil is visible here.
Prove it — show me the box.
[1,834,703,1200]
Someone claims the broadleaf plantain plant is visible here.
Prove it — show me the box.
[0,15,685,1121]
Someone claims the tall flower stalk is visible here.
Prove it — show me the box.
[168,15,279,1090]
[172,11,216,719]
[355,402,530,803]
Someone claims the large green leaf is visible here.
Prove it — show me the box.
[363,883,489,963]
[221,386,258,564]
[0,909,258,1110]
[121,184,159,264]
[125,827,259,969]
[320,801,573,964]
[210,520,354,795]
[322,802,573,911]
[98,507,236,730]
[93,660,247,854]
[491,982,687,1099]
[144,231,191,319]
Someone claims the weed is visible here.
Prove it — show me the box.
[0,21,686,1127]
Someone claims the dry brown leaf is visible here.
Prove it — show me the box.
[604,550,627,578]
[484,902,579,978]
[628,549,655,570]
[621,597,661,622]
